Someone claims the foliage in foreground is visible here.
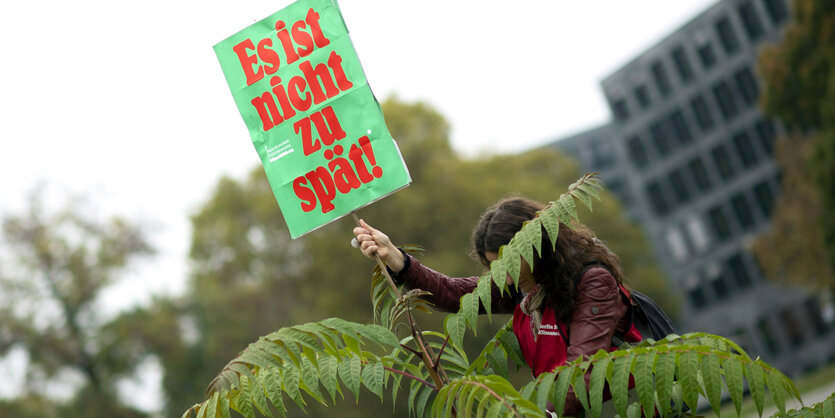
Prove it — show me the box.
[180,174,820,417]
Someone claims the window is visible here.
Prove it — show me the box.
[762,0,788,25]
[735,66,760,106]
[690,95,715,132]
[757,317,781,355]
[711,144,736,180]
[666,227,689,262]
[671,46,694,83]
[669,110,693,144]
[697,41,717,69]
[627,135,649,168]
[650,122,672,156]
[731,195,755,230]
[732,131,759,168]
[753,180,776,217]
[647,181,670,216]
[711,274,731,300]
[688,157,713,192]
[716,16,740,54]
[738,2,765,41]
[688,286,708,310]
[687,217,710,251]
[634,85,652,109]
[731,194,755,230]
[589,140,614,168]
[713,80,739,120]
[754,118,776,155]
[651,61,672,97]
[610,97,630,121]
[780,308,805,347]
[708,206,732,242]
[669,169,691,204]
[727,253,753,288]
[803,298,830,336]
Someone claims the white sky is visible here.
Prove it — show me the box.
[0,0,717,409]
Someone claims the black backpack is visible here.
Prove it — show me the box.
[569,264,678,347]
[618,288,678,345]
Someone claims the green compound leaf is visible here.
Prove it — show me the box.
[571,187,595,212]
[461,293,479,332]
[678,349,700,412]
[260,370,286,416]
[281,365,304,410]
[234,376,256,418]
[701,352,722,416]
[361,360,385,401]
[588,356,611,418]
[766,367,787,412]
[485,345,509,380]
[654,350,675,416]
[609,353,635,417]
[539,206,560,251]
[556,193,579,224]
[633,350,656,415]
[337,355,361,403]
[745,360,766,416]
[317,355,339,403]
[476,276,492,321]
[722,356,744,417]
[553,364,575,416]
[444,313,466,352]
[535,372,555,412]
[497,328,526,368]
[489,258,508,293]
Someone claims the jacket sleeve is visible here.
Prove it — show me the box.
[562,267,628,416]
[392,253,520,314]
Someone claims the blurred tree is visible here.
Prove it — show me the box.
[0,191,152,418]
[149,96,671,416]
[752,135,834,289]
[756,0,835,285]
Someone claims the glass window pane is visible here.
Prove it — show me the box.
[712,144,736,180]
[671,46,694,83]
[651,61,672,97]
[627,135,649,169]
[716,16,740,54]
[733,131,759,168]
[689,157,713,192]
[738,1,765,41]
[691,95,715,132]
[647,181,670,216]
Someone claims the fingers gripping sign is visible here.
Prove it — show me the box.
[351,218,406,274]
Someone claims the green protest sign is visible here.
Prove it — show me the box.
[214,0,410,238]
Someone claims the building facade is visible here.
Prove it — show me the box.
[554,0,833,376]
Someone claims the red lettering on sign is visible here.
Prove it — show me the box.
[233,39,263,86]
[292,133,385,213]
[257,38,280,75]
[275,21,300,65]
[305,8,330,48]
[292,20,314,58]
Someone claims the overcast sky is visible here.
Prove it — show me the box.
[0,0,717,409]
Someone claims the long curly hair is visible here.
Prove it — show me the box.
[471,197,624,322]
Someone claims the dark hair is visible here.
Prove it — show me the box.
[471,197,624,321]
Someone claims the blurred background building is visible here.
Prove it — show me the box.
[550,0,834,377]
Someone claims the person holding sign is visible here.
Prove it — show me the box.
[352,197,642,416]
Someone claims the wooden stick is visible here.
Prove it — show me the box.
[351,211,446,389]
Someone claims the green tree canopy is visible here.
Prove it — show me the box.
[0,191,153,418]
[756,0,835,282]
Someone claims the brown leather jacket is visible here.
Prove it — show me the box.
[393,254,631,416]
